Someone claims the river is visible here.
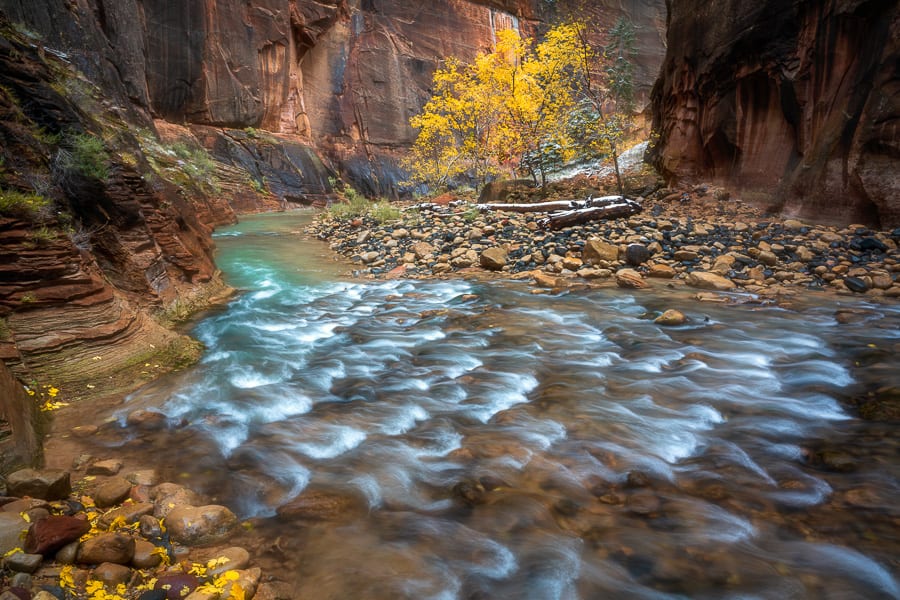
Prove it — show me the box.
[86,211,899,599]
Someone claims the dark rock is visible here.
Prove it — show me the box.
[153,573,200,600]
[625,244,651,266]
[858,237,888,252]
[24,515,91,555]
[6,469,71,501]
[843,276,869,293]
[2,551,42,573]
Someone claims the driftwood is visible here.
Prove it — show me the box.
[477,195,642,230]
[538,198,642,230]
[475,195,624,214]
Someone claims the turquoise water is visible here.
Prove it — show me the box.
[99,212,899,599]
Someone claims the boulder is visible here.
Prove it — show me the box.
[2,551,42,573]
[615,269,648,289]
[94,477,134,508]
[647,264,676,278]
[150,483,202,518]
[583,239,619,264]
[76,532,135,565]
[126,409,168,431]
[685,271,735,291]
[87,460,123,476]
[624,244,651,266]
[654,309,687,326]
[164,505,238,546]
[479,247,508,271]
[6,469,71,500]
[24,515,91,555]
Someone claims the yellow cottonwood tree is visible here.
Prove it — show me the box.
[405,21,633,194]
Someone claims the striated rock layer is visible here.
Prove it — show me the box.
[649,0,900,228]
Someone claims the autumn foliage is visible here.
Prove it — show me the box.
[404,20,636,194]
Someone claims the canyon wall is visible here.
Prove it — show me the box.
[0,0,665,409]
[649,0,900,228]
[1,0,666,197]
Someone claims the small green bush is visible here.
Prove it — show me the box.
[28,226,56,246]
[0,189,51,220]
[370,201,401,223]
[68,133,109,180]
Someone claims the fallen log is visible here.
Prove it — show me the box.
[537,198,642,230]
[476,195,625,214]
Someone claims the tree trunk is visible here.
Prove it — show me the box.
[537,198,642,230]
[476,195,626,213]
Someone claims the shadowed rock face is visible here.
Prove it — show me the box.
[649,0,900,228]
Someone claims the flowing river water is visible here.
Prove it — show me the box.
[80,212,899,599]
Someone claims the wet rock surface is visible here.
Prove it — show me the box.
[0,463,260,599]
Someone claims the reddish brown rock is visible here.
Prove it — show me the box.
[76,532,136,565]
[650,0,900,228]
[24,515,91,556]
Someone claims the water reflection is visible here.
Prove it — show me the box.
[87,213,899,598]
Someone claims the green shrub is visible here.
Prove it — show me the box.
[28,226,56,246]
[370,201,401,223]
[327,193,370,219]
[0,189,51,220]
[67,133,109,180]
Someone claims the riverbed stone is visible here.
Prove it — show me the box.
[94,477,133,508]
[615,269,648,289]
[6,469,71,500]
[2,551,42,573]
[150,483,202,518]
[685,271,734,291]
[276,491,362,522]
[24,514,91,555]
[131,539,163,569]
[647,263,676,278]
[843,276,869,293]
[93,562,133,587]
[625,244,651,266]
[98,502,154,529]
[480,247,508,270]
[154,573,200,599]
[532,271,566,288]
[655,309,687,326]
[165,505,238,545]
[583,239,619,263]
[126,409,168,431]
[77,532,135,565]
[87,460,123,476]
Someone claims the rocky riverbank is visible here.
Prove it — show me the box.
[0,462,272,600]
[310,185,900,304]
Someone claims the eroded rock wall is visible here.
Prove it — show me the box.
[649,0,900,227]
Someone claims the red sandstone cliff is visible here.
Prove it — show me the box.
[649,0,900,228]
[0,0,665,398]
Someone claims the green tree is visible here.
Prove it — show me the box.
[405,20,637,195]
[572,17,637,196]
